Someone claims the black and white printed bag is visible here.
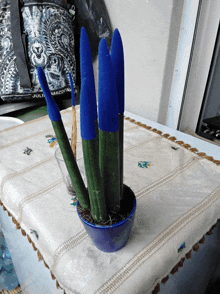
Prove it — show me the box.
[0,0,76,102]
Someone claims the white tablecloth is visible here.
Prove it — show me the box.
[1,106,220,294]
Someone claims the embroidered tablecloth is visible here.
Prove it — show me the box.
[1,106,220,294]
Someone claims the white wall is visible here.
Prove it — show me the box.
[160,0,200,129]
[93,0,220,132]
[179,0,220,132]
[94,0,181,122]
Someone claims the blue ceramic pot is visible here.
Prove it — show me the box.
[76,185,136,252]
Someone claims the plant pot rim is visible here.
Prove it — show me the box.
[76,196,136,229]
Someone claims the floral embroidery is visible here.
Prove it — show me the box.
[45,135,71,147]
[23,147,33,155]
[45,134,58,147]
[171,146,179,150]
[70,196,78,206]
[138,161,152,168]
[178,242,185,252]
[48,138,57,144]
[30,229,39,239]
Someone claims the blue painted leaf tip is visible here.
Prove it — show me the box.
[37,67,61,122]
[80,27,89,54]
[112,28,123,54]
[98,38,119,133]
[113,28,120,39]
[80,27,90,55]
[80,27,97,120]
[37,67,46,84]
[80,77,97,140]
[80,27,94,79]
[111,29,124,114]
[99,38,110,57]
[69,73,75,106]
[80,26,86,35]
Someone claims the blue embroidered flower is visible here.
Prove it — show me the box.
[48,138,57,144]
[178,242,186,252]
[70,196,78,206]
[138,161,152,168]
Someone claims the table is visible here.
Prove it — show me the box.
[1,106,220,294]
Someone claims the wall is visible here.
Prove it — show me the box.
[93,0,183,123]
[179,0,220,132]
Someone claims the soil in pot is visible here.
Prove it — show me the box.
[77,184,135,226]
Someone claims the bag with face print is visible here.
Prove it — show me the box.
[0,0,76,102]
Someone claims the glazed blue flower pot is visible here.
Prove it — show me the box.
[76,185,136,252]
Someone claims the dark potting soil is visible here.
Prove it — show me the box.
[77,184,135,226]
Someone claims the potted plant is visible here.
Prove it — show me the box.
[37,27,136,252]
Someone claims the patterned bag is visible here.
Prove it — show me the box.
[0,0,76,102]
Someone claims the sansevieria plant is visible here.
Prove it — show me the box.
[37,27,125,224]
